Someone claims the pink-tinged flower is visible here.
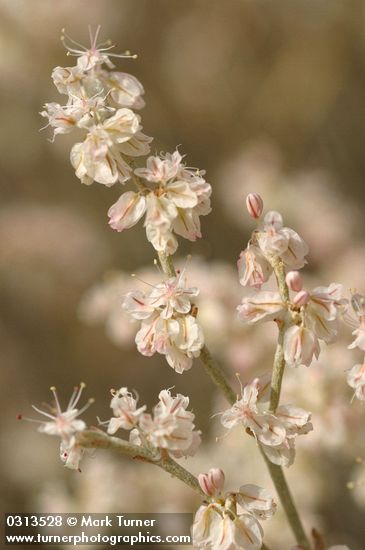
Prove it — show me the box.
[192,504,264,550]
[101,71,145,110]
[283,325,320,368]
[347,293,365,351]
[51,65,85,96]
[134,151,212,254]
[215,513,263,550]
[292,290,310,307]
[61,26,138,72]
[221,379,286,447]
[60,437,85,471]
[19,384,93,471]
[347,363,365,401]
[255,210,308,269]
[276,404,312,437]
[107,387,146,434]
[135,150,183,183]
[237,244,272,289]
[286,271,303,292]
[108,191,147,232]
[305,283,346,343]
[131,389,200,457]
[246,193,264,219]
[236,484,276,520]
[237,291,285,324]
[198,468,225,497]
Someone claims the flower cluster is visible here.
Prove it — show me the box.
[42,28,211,256]
[346,292,365,400]
[41,26,151,186]
[220,376,312,467]
[18,384,93,471]
[237,195,347,369]
[107,388,201,458]
[193,467,275,549]
[108,150,212,254]
[123,270,204,373]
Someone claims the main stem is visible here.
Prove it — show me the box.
[157,250,310,550]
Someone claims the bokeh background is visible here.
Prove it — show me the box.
[1,0,365,548]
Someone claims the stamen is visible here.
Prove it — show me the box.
[50,386,62,414]
[31,405,55,420]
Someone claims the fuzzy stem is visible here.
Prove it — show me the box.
[262,453,310,550]
[77,430,205,497]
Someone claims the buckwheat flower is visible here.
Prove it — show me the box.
[236,484,276,520]
[61,25,138,72]
[198,468,225,497]
[107,191,147,232]
[246,193,264,220]
[70,127,133,186]
[51,65,85,96]
[347,292,365,351]
[107,387,146,434]
[192,504,264,550]
[19,384,93,470]
[256,210,309,269]
[132,389,200,456]
[237,244,272,289]
[133,151,212,253]
[286,271,303,292]
[237,291,285,324]
[347,363,365,401]
[221,379,286,447]
[305,283,346,343]
[283,325,320,368]
[60,437,85,471]
[100,70,145,110]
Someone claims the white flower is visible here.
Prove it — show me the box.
[107,387,146,433]
[21,384,93,470]
[221,379,286,447]
[131,389,200,457]
[133,151,212,254]
[347,363,365,401]
[347,293,365,351]
[255,210,308,269]
[305,283,346,343]
[101,71,145,110]
[108,191,147,232]
[236,484,276,520]
[237,244,272,289]
[123,272,204,373]
[60,437,85,471]
[192,504,264,550]
[237,291,285,324]
[283,325,320,368]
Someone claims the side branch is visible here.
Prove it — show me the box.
[78,430,205,497]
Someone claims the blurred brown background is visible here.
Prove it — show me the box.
[1,0,365,548]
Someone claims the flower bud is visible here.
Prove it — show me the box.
[246,193,263,219]
[198,468,225,497]
[292,290,310,307]
[285,271,303,292]
[208,468,225,493]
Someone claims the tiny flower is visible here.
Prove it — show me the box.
[107,387,146,433]
[237,291,285,324]
[108,191,147,232]
[198,468,225,497]
[283,325,320,368]
[246,193,264,219]
[292,290,310,307]
[237,244,272,289]
[19,384,93,470]
[347,363,365,401]
[221,379,286,447]
[286,271,303,292]
[236,484,276,520]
